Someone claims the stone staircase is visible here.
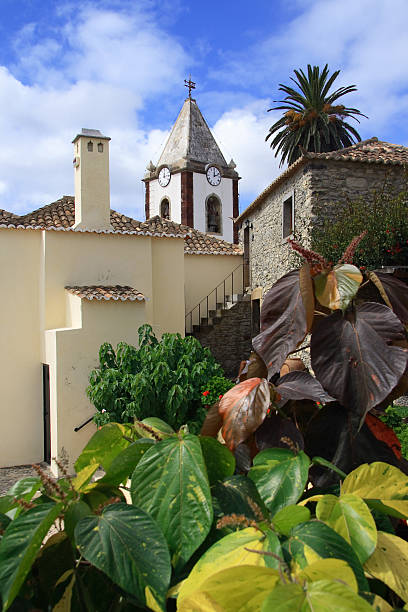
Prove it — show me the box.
[186,292,247,335]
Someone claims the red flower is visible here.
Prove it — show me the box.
[360,266,366,270]
[386,230,390,233]
[202,390,210,396]
[218,394,223,399]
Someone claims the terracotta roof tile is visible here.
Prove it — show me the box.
[184,227,242,255]
[306,138,408,164]
[237,137,408,222]
[65,285,145,301]
[0,198,241,254]
[0,209,20,224]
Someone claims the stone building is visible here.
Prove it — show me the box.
[143,95,240,243]
[236,138,408,299]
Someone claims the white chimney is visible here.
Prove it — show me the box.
[72,129,112,231]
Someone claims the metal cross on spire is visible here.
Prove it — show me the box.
[184,75,196,98]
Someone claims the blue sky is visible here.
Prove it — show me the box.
[1,0,407,219]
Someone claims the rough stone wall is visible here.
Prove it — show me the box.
[238,165,313,294]
[239,160,408,296]
[193,298,252,378]
[309,160,407,232]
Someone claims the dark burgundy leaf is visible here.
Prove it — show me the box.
[234,443,252,473]
[238,352,268,382]
[275,371,335,404]
[253,270,310,377]
[255,413,304,452]
[218,378,270,451]
[305,404,408,488]
[311,302,408,432]
[369,271,408,325]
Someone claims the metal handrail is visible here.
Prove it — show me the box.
[185,263,244,333]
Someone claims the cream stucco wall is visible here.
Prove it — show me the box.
[73,135,111,230]
[151,237,185,336]
[42,231,154,331]
[0,225,186,471]
[45,297,147,473]
[0,229,43,467]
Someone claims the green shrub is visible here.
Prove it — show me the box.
[87,324,225,433]
[200,375,235,407]
[381,404,408,460]
[311,188,408,270]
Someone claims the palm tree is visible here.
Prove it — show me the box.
[266,64,367,167]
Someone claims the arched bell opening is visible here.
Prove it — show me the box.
[206,195,222,234]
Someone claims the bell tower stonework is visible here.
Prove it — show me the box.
[143,95,240,243]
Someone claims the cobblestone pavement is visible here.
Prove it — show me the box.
[0,462,52,496]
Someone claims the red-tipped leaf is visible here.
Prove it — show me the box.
[219,378,270,451]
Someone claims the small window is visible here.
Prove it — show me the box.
[87,141,93,152]
[206,195,222,234]
[282,194,294,238]
[160,198,170,220]
[97,142,104,153]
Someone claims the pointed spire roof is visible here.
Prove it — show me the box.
[156,97,229,170]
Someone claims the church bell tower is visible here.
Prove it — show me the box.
[143,80,240,243]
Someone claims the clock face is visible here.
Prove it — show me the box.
[206,166,221,186]
[158,167,171,187]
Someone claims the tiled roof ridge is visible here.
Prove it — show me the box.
[237,137,408,222]
[65,285,146,302]
[0,198,241,255]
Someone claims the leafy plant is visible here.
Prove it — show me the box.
[200,375,235,407]
[1,421,408,611]
[381,404,408,460]
[266,64,367,166]
[312,187,408,270]
[87,324,225,433]
[201,234,408,485]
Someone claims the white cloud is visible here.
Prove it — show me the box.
[216,0,408,144]
[0,3,188,217]
[212,100,281,211]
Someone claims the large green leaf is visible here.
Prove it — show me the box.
[218,378,270,450]
[261,580,373,612]
[178,565,280,612]
[178,527,282,606]
[0,502,62,611]
[100,439,154,486]
[73,423,132,490]
[199,437,235,486]
[342,462,408,518]
[316,493,377,564]
[64,500,92,544]
[285,520,368,591]
[0,477,41,517]
[295,558,357,592]
[272,504,311,536]
[75,503,171,611]
[249,448,310,515]
[364,531,408,604]
[130,434,212,571]
[212,475,269,523]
